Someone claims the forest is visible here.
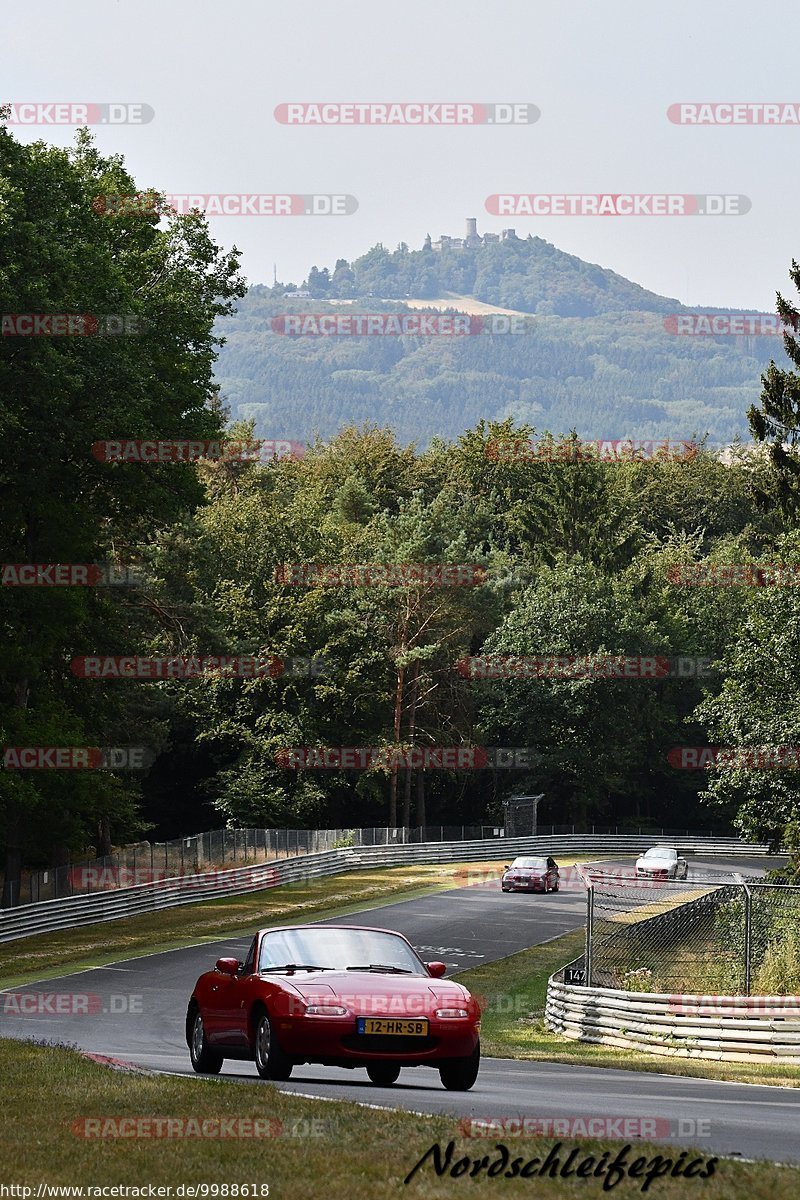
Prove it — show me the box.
[4,119,800,902]
[214,234,787,446]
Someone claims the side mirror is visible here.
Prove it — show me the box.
[503,865,510,870]
[215,957,240,976]
[427,961,447,978]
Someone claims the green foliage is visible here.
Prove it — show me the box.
[619,967,656,992]
[217,234,791,446]
[752,925,800,994]
[5,110,800,877]
[295,236,683,315]
[0,118,244,894]
[767,821,800,883]
[748,260,800,516]
[693,532,800,843]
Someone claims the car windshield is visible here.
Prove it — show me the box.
[511,857,548,869]
[257,927,426,975]
[644,848,676,860]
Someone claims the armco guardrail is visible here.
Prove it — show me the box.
[0,834,770,944]
[20,822,736,906]
[545,975,800,1063]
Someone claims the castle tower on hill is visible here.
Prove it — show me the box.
[428,219,516,252]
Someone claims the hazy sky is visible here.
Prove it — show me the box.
[4,0,799,309]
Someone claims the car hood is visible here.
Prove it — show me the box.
[274,971,470,1011]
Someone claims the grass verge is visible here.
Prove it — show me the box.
[0,1038,796,1195]
[453,930,800,1088]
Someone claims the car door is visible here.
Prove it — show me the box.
[201,968,232,1044]
[547,857,558,888]
[213,936,257,1047]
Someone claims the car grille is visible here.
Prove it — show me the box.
[341,1034,439,1053]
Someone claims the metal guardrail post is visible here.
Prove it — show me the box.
[734,872,752,995]
[586,883,594,987]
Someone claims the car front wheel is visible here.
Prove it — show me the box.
[366,1062,401,1085]
[439,1042,480,1091]
[254,1010,293,1081]
[189,1009,223,1075]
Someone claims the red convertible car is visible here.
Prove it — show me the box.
[186,924,481,1090]
[501,855,560,893]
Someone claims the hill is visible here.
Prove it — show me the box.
[212,231,786,445]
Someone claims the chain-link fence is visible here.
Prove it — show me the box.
[8,824,501,905]
[581,871,800,995]
[3,822,729,907]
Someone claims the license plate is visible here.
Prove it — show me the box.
[356,1017,429,1036]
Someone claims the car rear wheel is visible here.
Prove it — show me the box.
[366,1062,401,1086]
[254,1010,293,1081]
[439,1042,480,1091]
[552,878,559,892]
[189,1010,223,1075]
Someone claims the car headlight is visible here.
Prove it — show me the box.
[304,1004,348,1016]
[435,1007,469,1019]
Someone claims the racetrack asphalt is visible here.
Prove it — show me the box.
[1,854,797,1166]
